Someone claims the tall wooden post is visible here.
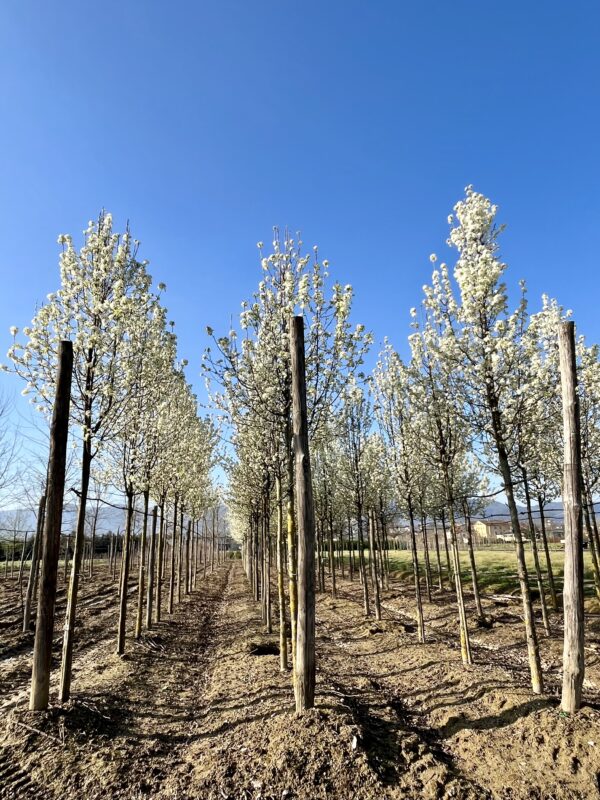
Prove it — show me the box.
[290,315,316,713]
[559,321,585,713]
[30,341,73,711]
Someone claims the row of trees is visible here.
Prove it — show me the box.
[211,190,594,713]
[5,214,221,709]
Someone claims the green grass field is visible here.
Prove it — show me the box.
[382,547,598,600]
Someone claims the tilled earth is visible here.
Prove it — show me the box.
[1,560,600,799]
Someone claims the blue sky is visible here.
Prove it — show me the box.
[0,0,598,425]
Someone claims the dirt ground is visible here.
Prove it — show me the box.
[1,560,600,799]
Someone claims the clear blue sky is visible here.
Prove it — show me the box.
[1,1,598,420]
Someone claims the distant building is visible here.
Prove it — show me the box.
[472,519,513,543]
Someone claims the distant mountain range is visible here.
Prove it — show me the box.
[479,500,566,522]
[0,501,131,540]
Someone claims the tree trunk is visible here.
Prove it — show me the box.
[522,469,551,637]
[432,516,443,590]
[462,501,484,620]
[583,499,600,602]
[285,413,298,673]
[23,494,46,633]
[178,507,184,604]
[168,498,178,614]
[89,498,100,578]
[537,497,558,612]
[407,500,425,643]
[135,490,150,639]
[441,510,453,582]
[185,519,191,595]
[276,475,289,672]
[368,509,381,620]
[30,340,73,711]
[146,505,158,629]
[356,507,370,615]
[420,513,432,602]
[156,502,165,622]
[117,491,134,656]
[559,320,585,713]
[445,492,472,666]
[58,426,92,704]
[486,381,543,694]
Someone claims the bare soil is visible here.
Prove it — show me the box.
[1,561,600,799]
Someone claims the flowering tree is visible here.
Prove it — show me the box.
[432,188,543,693]
[9,213,157,701]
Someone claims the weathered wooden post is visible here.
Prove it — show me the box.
[290,315,316,712]
[30,341,73,711]
[559,320,585,713]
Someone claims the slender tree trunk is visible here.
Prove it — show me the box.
[432,516,443,590]
[583,499,600,602]
[348,517,354,581]
[276,475,289,671]
[328,519,337,598]
[11,528,16,578]
[408,500,425,643]
[420,513,432,602]
[146,505,158,629]
[156,502,165,622]
[356,507,370,615]
[63,533,70,583]
[58,431,92,704]
[89,498,100,578]
[185,519,191,595]
[445,488,472,666]
[522,469,551,637]
[462,501,484,620]
[368,509,381,620]
[117,491,134,656]
[24,494,46,633]
[559,321,585,713]
[264,504,272,634]
[285,413,298,672]
[18,532,29,592]
[177,507,184,604]
[537,497,558,612]
[441,510,453,582]
[30,340,73,711]
[135,489,150,639]
[168,498,178,615]
[487,381,543,694]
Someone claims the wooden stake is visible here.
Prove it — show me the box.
[290,315,316,713]
[559,320,585,713]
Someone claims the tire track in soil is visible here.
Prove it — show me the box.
[70,564,233,798]
[314,596,489,799]
[0,751,49,800]
[0,576,139,713]
[0,565,233,800]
